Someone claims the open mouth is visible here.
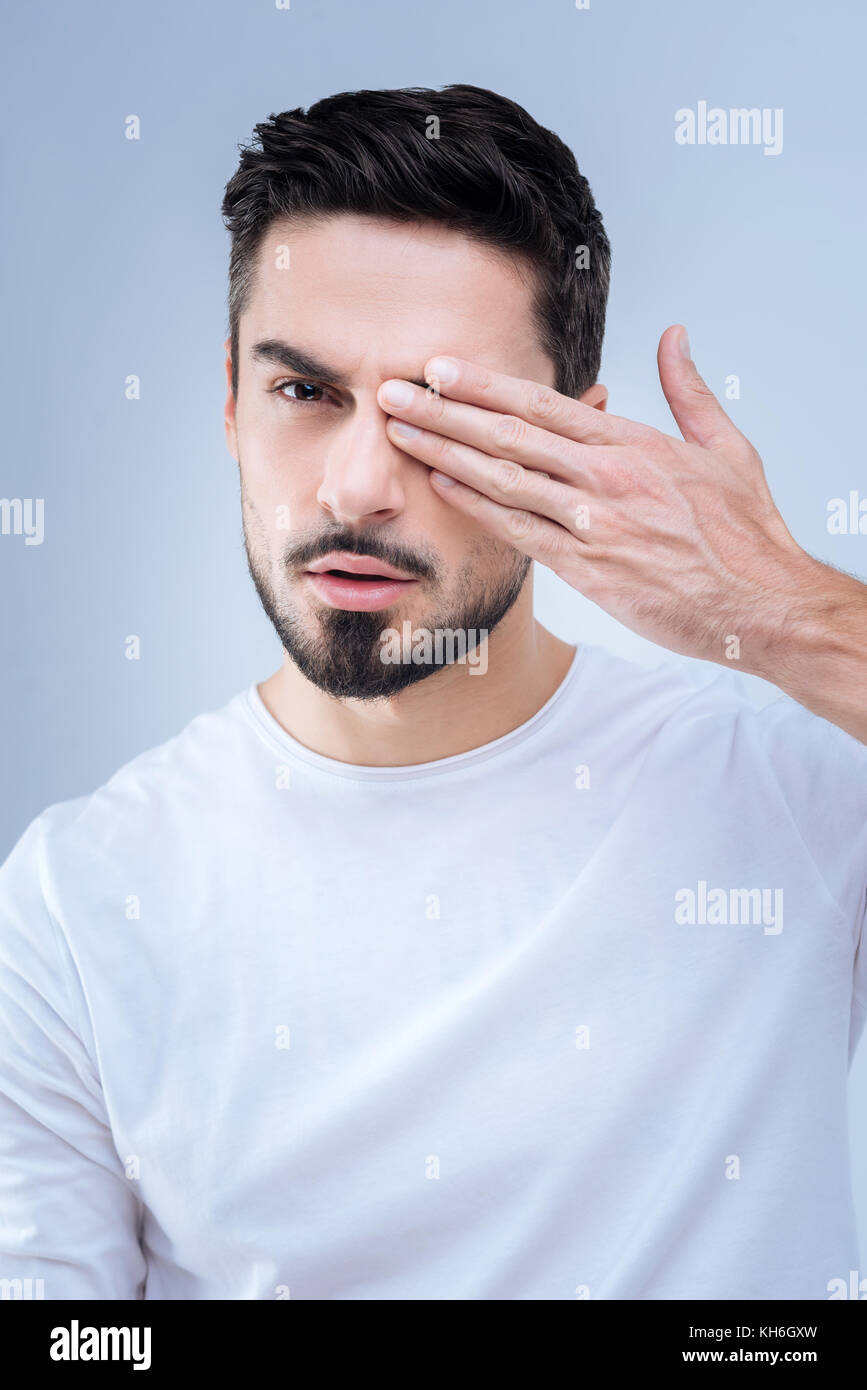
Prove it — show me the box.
[323,567,391,581]
[303,565,417,612]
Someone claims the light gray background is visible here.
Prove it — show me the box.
[2,0,866,1282]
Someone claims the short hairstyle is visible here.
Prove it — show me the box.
[221,84,610,400]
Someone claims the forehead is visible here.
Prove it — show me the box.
[240,213,555,385]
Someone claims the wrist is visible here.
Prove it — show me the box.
[747,554,867,706]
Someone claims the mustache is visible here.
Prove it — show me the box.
[283,527,439,583]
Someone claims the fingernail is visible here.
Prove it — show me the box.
[390,420,420,438]
[426,357,458,386]
[431,470,456,487]
[679,329,691,360]
[380,380,414,407]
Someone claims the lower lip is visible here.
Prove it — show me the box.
[304,572,417,611]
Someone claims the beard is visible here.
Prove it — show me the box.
[244,519,530,700]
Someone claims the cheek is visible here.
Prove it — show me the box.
[239,430,321,520]
[237,395,319,472]
[429,529,505,599]
[239,459,304,560]
[461,529,528,587]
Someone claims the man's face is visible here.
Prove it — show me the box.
[224,214,558,699]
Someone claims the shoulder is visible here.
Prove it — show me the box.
[572,640,783,751]
[579,640,867,771]
[575,640,867,847]
[0,686,266,903]
[577,641,867,923]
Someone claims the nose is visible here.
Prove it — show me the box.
[316,398,408,526]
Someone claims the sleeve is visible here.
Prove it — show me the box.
[0,814,147,1299]
[753,694,867,1012]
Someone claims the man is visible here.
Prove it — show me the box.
[1,83,866,1301]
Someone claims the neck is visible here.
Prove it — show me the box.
[257,590,576,767]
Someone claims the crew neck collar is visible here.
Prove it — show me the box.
[240,643,586,782]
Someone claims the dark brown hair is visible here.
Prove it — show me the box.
[221,84,610,400]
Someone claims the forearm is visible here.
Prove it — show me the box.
[748,558,867,744]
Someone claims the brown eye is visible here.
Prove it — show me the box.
[271,380,326,405]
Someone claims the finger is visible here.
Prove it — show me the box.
[378,378,601,485]
[385,416,594,538]
[657,325,748,451]
[427,467,583,569]
[419,356,639,447]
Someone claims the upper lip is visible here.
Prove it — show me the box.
[304,552,416,581]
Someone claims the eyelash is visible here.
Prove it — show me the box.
[268,378,334,408]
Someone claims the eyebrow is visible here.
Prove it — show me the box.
[250,339,429,390]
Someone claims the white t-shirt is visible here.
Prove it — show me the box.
[1,641,867,1301]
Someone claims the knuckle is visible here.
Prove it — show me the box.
[506,508,534,539]
[526,385,559,421]
[605,453,642,495]
[686,377,716,403]
[431,432,456,463]
[540,530,571,562]
[624,422,654,446]
[492,413,527,450]
[494,459,525,495]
